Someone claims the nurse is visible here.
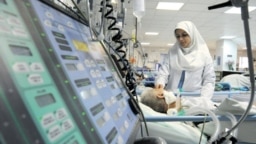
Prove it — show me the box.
[154,21,216,109]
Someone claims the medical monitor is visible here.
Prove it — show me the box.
[0,0,140,143]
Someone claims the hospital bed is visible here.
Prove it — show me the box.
[136,90,256,144]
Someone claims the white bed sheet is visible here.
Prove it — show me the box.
[137,102,208,144]
[138,96,256,144]
[198,97,256,143]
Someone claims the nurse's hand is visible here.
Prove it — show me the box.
[154,84,164,98]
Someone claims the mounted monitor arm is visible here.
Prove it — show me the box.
[208,0,255,143]
[76,0,105,41]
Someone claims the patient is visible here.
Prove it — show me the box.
[140,88,182,115]
[220,74,251,90]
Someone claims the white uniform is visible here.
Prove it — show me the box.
[155,21,216,109]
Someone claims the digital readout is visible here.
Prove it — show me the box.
[106,127,117,144]
[116,93,123,101]
[61,55,79,60]
[35,93,56,107]
[52,31,65,39]
[74,78,91,87]
[10,45,32,56]
[106,76,114,82]
[55,38,69,45]
[59,45,72,51]
[66,63,77,71]
[96,59,105,64]
[0,0,7,4]
[90,103,104,116]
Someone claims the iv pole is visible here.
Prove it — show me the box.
[208,0,255,142]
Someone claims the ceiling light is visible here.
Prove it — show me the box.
[224,6,256,14]
[141,42,150,45]
[220,36,235,39]
[111,0,117,4]
[145,32,159,35]
[156,2,184,10]
[167,43,174,46]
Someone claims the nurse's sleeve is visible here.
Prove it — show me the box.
[200,63,216,99]
[154,59,170,87]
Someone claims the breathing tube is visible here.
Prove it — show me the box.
[185,107,221,144]
[102,0,137,96]
[215,111,238,143]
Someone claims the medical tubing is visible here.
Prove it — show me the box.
[102,0,137,95]
[185,107,220,144]
[215,111,238,138]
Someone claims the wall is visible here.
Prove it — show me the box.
[215,40,237,71]
[133,47,256,71]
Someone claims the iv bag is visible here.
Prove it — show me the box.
[133,0,145,21]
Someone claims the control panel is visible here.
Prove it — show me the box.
[0,0,140,144]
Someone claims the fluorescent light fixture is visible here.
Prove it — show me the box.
[167,43,174,46]
[141,42,150,45]
[145,32,159,35]
[225,6,256,14]
[156,2,184,10]
[111,0,117,4]
[220,36,236,39]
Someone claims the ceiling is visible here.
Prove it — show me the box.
[119,0,256,53]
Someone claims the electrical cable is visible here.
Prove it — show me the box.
[102,0,137,96]
[103,38,149,137]
[72,0,149,137]
[198,114,207,144]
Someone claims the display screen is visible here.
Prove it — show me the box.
[100,66,106,71]
[116,93,123,101]
[59,45,72,51]
[90,103,104,116]
[106,127,117,144]
[74,78,91,87]
[96,59,105,64]
[66,63,77,71]
[35,93,56,107]
[106,76,114,82]
[0,0,7,4]
[55,38,69,45]
[61,55,79,60]
[52,31,66,39]
[10,45,32,56]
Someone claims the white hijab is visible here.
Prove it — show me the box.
[169,21,213,71]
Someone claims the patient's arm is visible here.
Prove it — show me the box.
[176,97,181,111]
[166,100,182,116]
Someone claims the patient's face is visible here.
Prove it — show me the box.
[161,99,176,112]
[141,89,177,113]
